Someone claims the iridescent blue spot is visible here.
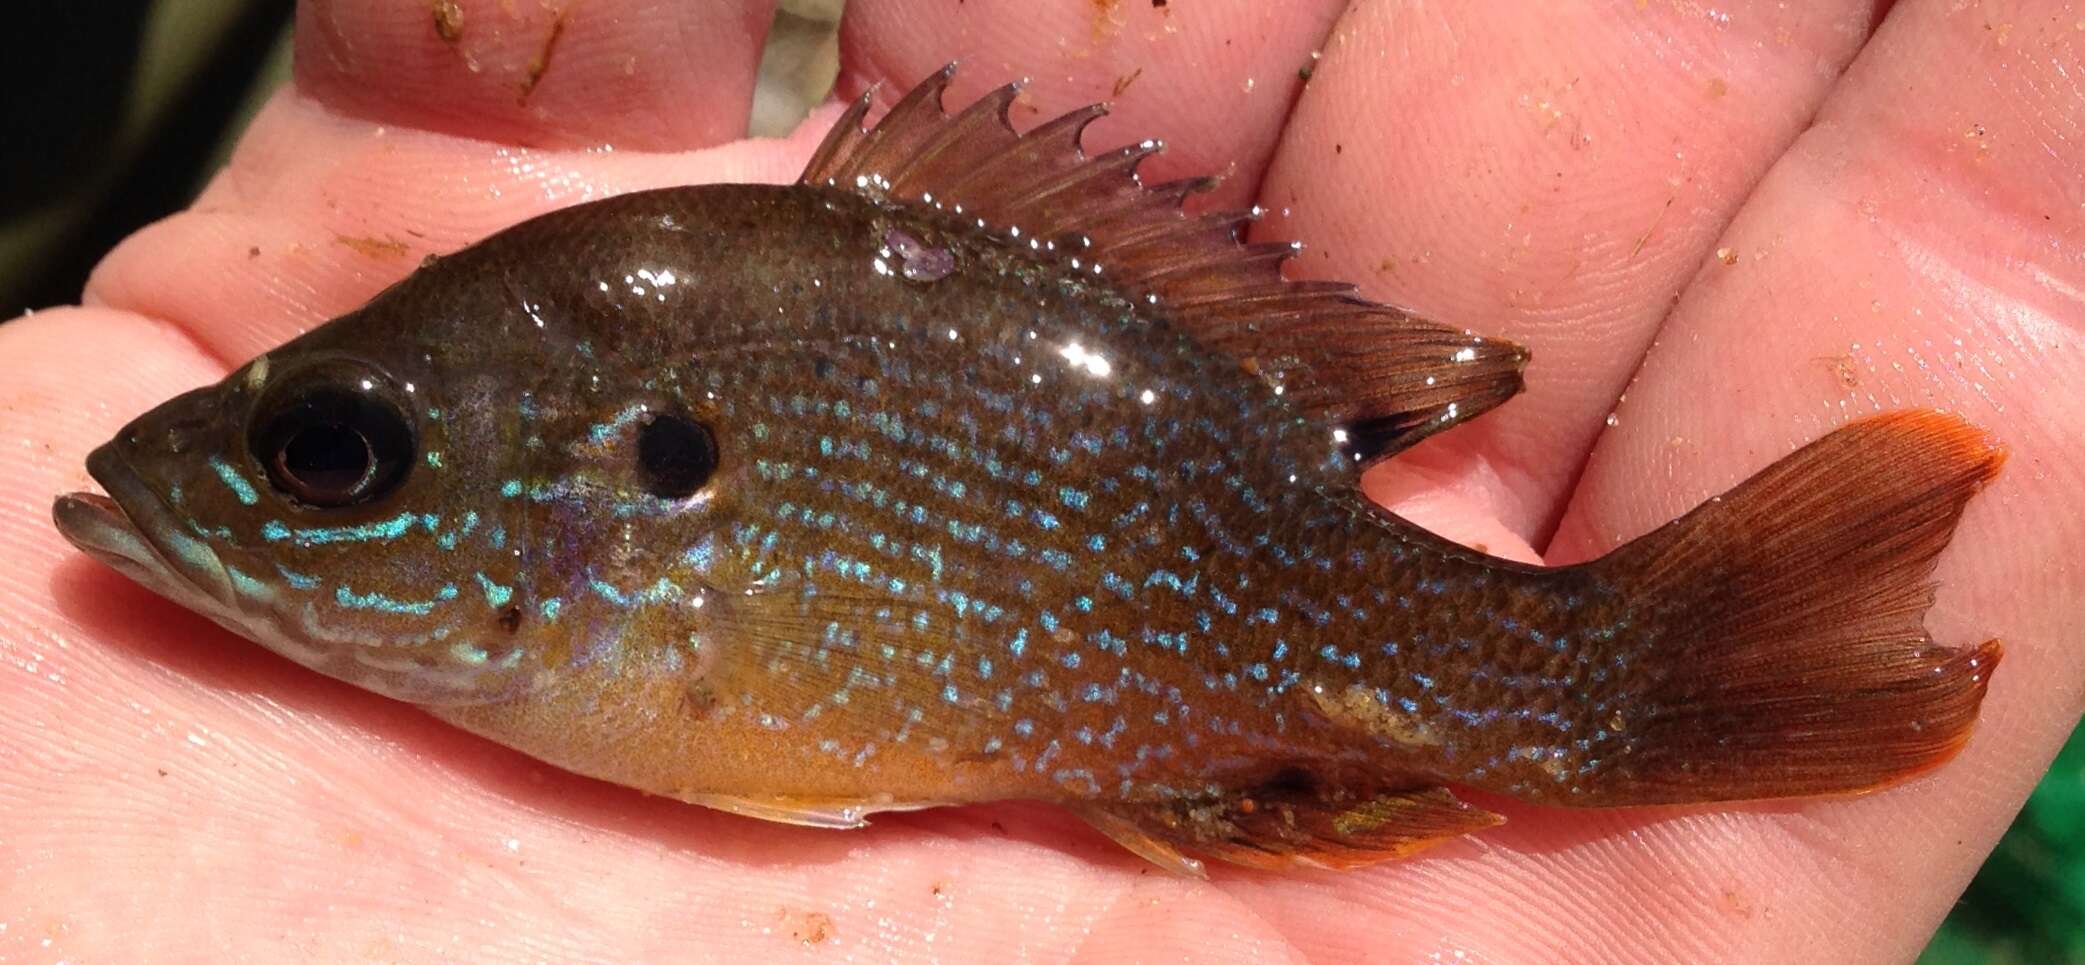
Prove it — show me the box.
[500,480,523,498]
[942,685,960,704]
[475,573,514,608]
[1014,719,1035,737]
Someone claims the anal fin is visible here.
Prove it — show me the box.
[1082,782,1503,874]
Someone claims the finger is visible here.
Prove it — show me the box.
[84,90,841,366]
[1547,2,2085,959]
[294,0,777,150]
[837,0,1346,208]
[1258,0,1889,540]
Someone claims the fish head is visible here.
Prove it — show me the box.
[50,264,587,707]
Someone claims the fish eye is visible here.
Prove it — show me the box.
[249,367,415,508]
[636,413,717,499]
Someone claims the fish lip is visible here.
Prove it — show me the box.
[54,445,238,612]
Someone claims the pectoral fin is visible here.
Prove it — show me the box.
[684,793,945,829]
[1082,782,1503,874]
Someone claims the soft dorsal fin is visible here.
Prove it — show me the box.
[801,65,1530,461]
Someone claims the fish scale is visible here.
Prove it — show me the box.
[54,67,2003,874]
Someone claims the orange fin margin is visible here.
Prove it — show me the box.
[1580,410,2005,805]
[1082,782,1503,874]
[801,65,1529,461]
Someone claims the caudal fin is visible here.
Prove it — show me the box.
[1585,410,2003,805]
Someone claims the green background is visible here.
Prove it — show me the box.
[2,4,2077,959]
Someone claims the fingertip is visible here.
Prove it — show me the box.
[293,0,777,150]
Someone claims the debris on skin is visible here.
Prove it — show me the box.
[1818,354,1861,390]
[519,9,568,103]
[432,0,464,44]
[1716,246,1739,266]
[335,235,413,259]
[1112,67,1143,98]
[1964,123,1992,160]
[1090,0,1124,39]
[782,909,835,945]
[1629,196,1676,259]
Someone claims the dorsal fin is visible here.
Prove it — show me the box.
[801,66,1529,462]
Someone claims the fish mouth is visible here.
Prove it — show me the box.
[54,445,239,615]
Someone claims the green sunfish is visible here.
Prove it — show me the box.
[52,67,2003,874]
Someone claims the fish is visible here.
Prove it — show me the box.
[52,66,2004,875]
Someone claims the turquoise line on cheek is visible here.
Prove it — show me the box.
[274,563,319,590]
[335,582,459,616]
[264,511,417,546]
[209,457,260,506]
[226,565,275,602]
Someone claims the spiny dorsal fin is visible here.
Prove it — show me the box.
[802,65,1529,462]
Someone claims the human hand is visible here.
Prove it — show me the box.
[4,1,2080,959]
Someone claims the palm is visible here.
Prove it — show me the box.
[4,1,2080,959]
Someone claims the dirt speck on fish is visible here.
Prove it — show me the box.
[52,66,2004,875]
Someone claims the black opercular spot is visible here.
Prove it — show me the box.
[250,369,415,508]
[636,413,717,499]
